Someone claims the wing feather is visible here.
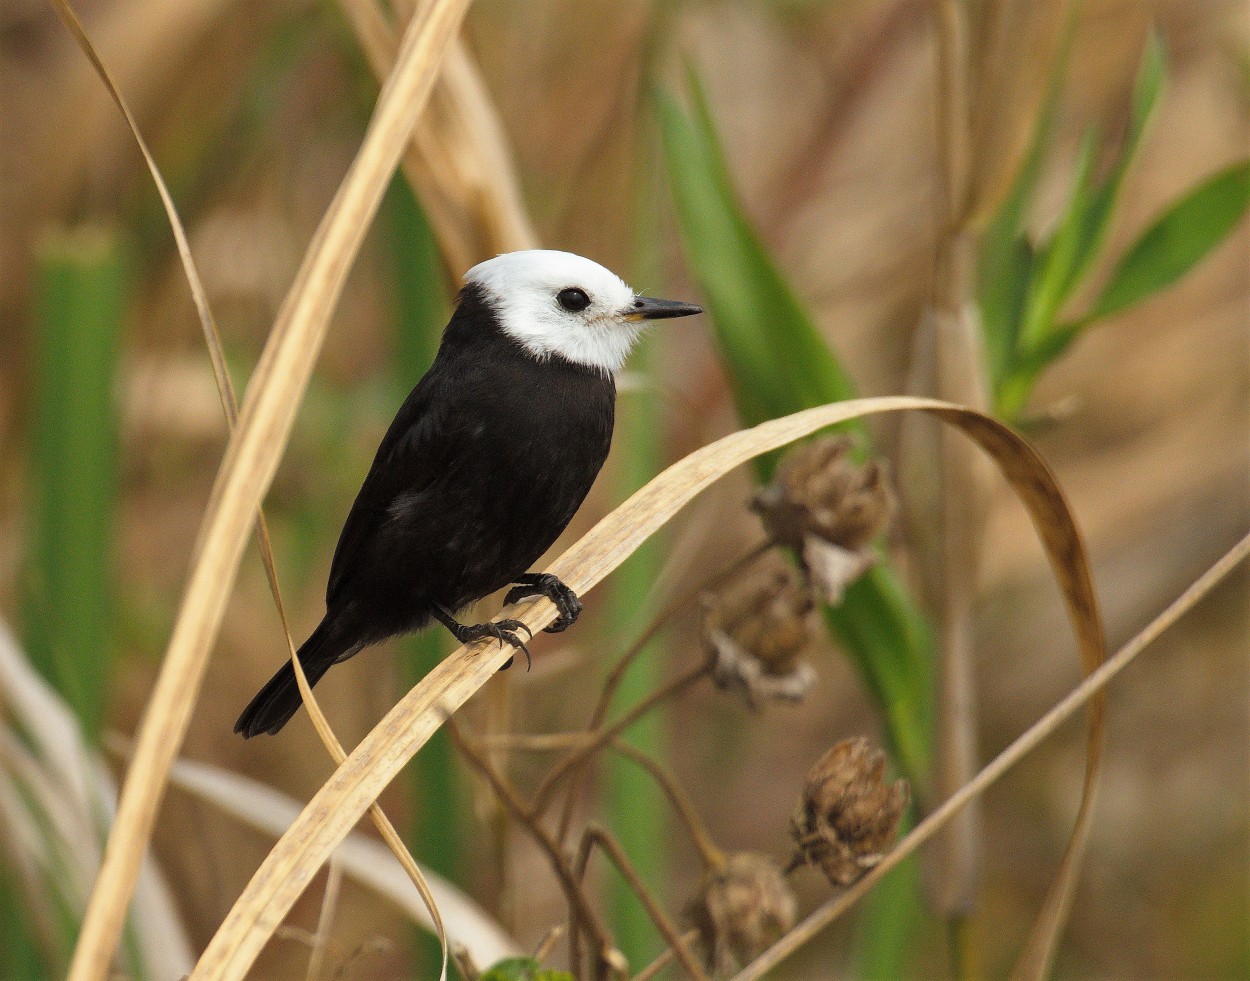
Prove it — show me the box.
[325,368,457,606]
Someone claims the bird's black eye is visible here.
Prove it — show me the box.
[557,287,591,312]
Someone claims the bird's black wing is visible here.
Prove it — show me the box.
[324,366,459,607]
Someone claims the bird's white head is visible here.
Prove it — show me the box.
[464,250,701,374]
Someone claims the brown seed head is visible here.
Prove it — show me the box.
[790,737,909,886]
[686,852,797,975]
[751,437,895,603]
[752,435,895,551]
[702,563,816,707]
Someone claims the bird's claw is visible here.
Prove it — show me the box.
[504,574,582,634]
[482,618,532,671]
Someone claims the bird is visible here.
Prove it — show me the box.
[235,249,702,737]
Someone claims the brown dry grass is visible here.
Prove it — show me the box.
[0,0,1246,977]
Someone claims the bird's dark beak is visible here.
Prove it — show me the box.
[623,295,703,322]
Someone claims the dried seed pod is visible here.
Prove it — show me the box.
[702,563,816,708]
[686,853,797,975]
[790,737,909,886]
[751,436,896,603]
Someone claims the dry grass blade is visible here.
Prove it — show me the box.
[48,0,444,955]
[44,0,234,425]
[340,0,537,267]
[190,395,1104,980]
[966,0,1072,228]
[0,620,195,979]
[286,640,451,980]
[64,1,471,978]
[734,528,1250,979]
[161,753,521,965]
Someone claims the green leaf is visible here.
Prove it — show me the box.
[656,72,858,479]
[988,32,1168,418]
[657,70,932,782]
[1018,34,1167,354]
[1128,32,1167,150]
[1087,160,1250,322]
[981,228,1037,384]
[979,9,1078,377]
[1017,128,1101,351]
[480,957,573,981]
[26,226,125,740]
[1058,31,1166,304]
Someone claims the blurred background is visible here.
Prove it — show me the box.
[1,0,1247,978]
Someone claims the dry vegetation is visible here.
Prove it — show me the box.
[0,0,1247,978]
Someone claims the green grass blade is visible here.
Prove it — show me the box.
[979,9,1078,381]
[657,75,932,781]
[1060,31,1166,299]
[656,78,859,481]
[25,226,125,740]
[1085,160,1250,323]
[386,173,449,372]
[604,342,670,968]
[1017,129,1100,352]
[480,957,573,981]
[604,154,675,966]
[825,567,932,780]
[0,861,49,981]
[853,819,923,979]
[993,33,1168,419]
[981,235,1037,387]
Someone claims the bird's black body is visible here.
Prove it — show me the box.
[235,284,614,737]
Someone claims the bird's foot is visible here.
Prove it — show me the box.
[504,573,582,633]
[432,605,532,670]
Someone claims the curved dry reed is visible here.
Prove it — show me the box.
[192,395,1107,980]
[64,2,472,977]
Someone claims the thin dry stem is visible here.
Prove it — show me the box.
[933,0,973,235]
[608,739,724,871]
[306,861,343,981]
[592,543,772,729]
[576,825,708,981]
[188,396,1107,980]
[533,659,713,814]
[480,732,596,752]
[556,543,770,840]
[633,930,701,981]
[912,0,995,927]
[731,530,1250,980]
[68,1,472,977]
[447,719,618,981]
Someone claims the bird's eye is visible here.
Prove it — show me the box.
[557,287,591,312]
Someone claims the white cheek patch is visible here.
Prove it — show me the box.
[493,299,643,373]
[465,250,644,373]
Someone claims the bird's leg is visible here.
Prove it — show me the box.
[431,604,532,670]
[504,573,583,633]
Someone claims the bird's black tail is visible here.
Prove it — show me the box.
[234,617,353,738]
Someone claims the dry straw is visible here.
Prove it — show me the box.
[191,395,1108,979]
[62,0,473,977]
[734,526,1250,980]
[339,0,538,266]
[50,0,1118,975]
[160,751,520,965]
[49,0,465,974]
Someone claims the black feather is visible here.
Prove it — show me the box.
[235,284,615,736]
